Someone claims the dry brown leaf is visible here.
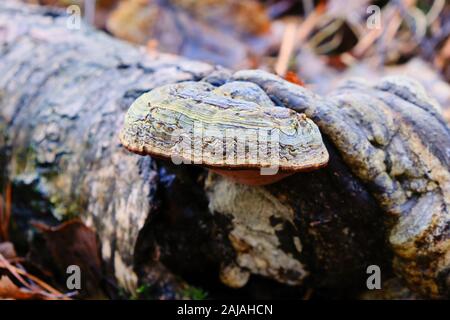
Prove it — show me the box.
[107,0,274,69]
[0,242,16,260]
[32,219,105,298]
[174,0,271,35]
[106,0,157,44]
[284,71,305,86]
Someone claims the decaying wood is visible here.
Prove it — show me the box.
[233,71,450,298]
[1,1,449,299]
[0,0,215,293]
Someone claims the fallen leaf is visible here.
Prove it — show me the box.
[106,0,274,69]
[326,55,348,70]
[0,275,49,300]
[284,71,305,86]
[0,242,16,260]
[32,219,105,299]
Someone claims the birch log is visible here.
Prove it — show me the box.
[1,1,449,299]
[0,0,214,293]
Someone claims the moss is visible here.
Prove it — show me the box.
[129,283,208,300]
[131,283,153,300]
[181,285,208,300]
[59,204,81,221]
[50,193,82,221]
[14,145,37,175]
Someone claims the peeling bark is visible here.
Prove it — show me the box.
[233,71,450,298]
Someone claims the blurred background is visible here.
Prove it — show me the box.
[21,0,450,119]
[1,0,449,300]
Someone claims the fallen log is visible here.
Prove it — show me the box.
[0,0,215,295]
[1,1,449,299]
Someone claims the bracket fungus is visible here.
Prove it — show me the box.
[119,79,329,185]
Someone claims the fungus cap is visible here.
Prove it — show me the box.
[120,80,329,185]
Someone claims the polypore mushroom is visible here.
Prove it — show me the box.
[119,79,328,185]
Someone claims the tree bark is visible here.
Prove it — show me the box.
[0,0,215,294]
[1,1,449,299]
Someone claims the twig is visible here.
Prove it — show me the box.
[393,0,426,43]
[314,32,343,55]
[275,19,299,76]
[84,0,97,26]
[275,3,325,76]
[0,253,33,291]
[426,0,445,26]
[14,264,72,299]
[383,10,403,47]
[0,254,72,300]
[298,2,326,43]
[309,19,344,54]
[352,4,397,58]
